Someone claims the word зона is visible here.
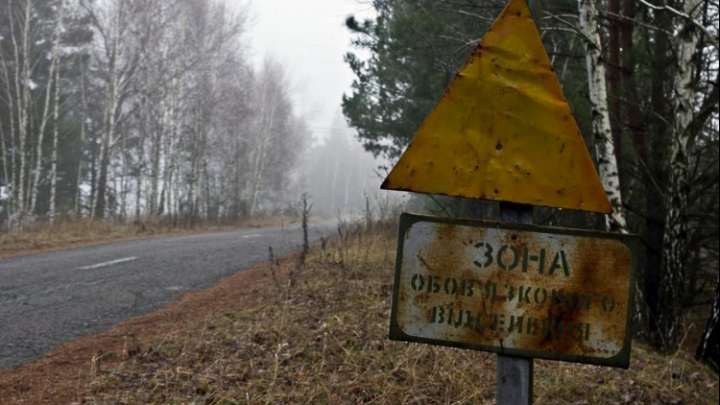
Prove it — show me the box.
[472,241,570,277]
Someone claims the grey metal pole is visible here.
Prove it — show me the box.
[497,202,534,405]
[495,2,541,404]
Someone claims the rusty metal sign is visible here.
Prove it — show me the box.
[381,0,611,214]
[390,213,637,368]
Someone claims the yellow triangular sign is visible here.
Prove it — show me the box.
[381,0,612,214]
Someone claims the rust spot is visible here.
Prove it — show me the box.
[414,292,430,305]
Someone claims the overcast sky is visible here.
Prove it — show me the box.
[247,0,374,141]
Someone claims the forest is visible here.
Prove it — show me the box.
[342,0,718,370]
[0,0,315,229]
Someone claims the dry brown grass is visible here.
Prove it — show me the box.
[0,215,298,259]
[72,219,719,405]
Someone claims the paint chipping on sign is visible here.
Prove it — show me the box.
[390,213,637,368]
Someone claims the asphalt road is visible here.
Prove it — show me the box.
[0,220,337,369]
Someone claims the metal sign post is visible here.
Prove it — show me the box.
[496,203,534,404]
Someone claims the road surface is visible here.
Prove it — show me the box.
[0,220,337,369]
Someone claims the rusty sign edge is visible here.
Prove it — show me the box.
[389,212,638,369]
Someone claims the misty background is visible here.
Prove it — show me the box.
[0,0,392,229]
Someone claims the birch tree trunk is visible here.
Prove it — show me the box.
[188,101,207,223]
[657,0,702,351]
[48,0,66,224]
[30,1,64,217]
[119,125,129,222]
[94,45,123,220]
[160,87,179,217]
[248,82,276,218]
[203,157,211,220]
[149,111,164,216]
[49,59,61,224]
[75,64,88,218]
[135,96,148,219]
[0,40,17,227]
[94,85,115,220]
[160,16,186,219]
[608,0,622,157]
[248,135,268,217]
[0,123,9,216]
[9,0,33,227]
[577,0,628,233]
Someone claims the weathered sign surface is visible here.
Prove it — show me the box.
[390,213,637,368]
[381,0,611,214]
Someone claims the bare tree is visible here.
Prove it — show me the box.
[1,0,309,229]
[47,0,66,223]
[28,0,65,217]
[8,0,33,226]
[81,0,153,219]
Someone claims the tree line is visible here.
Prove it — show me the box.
[342,0,718,370]
[0,0,308,230]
